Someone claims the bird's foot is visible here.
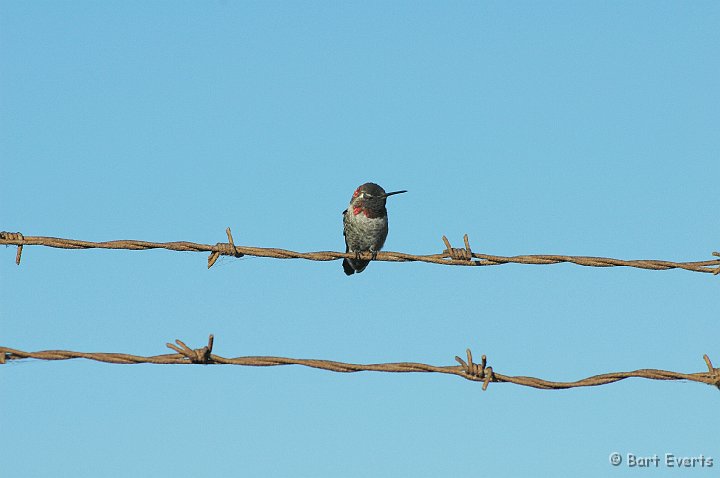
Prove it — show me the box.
[370,249,378,260]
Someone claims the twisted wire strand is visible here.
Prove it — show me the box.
[2,336,718,391]
[2,230,719,274]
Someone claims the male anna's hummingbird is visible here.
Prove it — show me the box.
[342,182,407,275]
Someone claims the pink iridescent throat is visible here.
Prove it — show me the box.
[352,206,368,217]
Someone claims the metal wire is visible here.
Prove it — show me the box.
[3,229,717,391]
[2,230,719,274]
[2,336,718,391]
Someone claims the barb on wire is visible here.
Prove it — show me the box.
[1,230,719,274]
[1,336,718,391]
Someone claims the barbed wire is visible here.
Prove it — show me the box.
[1,335,718,391]
[2,230,719,274]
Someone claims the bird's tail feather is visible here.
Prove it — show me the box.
[343,258,369,275]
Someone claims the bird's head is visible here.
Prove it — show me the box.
[349,183,407,217]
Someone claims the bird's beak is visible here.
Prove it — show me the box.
[382,190,407,198]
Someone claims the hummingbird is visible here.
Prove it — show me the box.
[342,182,407,275]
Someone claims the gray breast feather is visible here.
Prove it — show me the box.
[343,210,389,252]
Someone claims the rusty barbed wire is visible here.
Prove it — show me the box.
[1,335,718,391]
[2,230,719,274]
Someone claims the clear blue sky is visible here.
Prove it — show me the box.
[1,1,719,476]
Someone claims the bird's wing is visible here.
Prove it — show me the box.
[342,209,347,238]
